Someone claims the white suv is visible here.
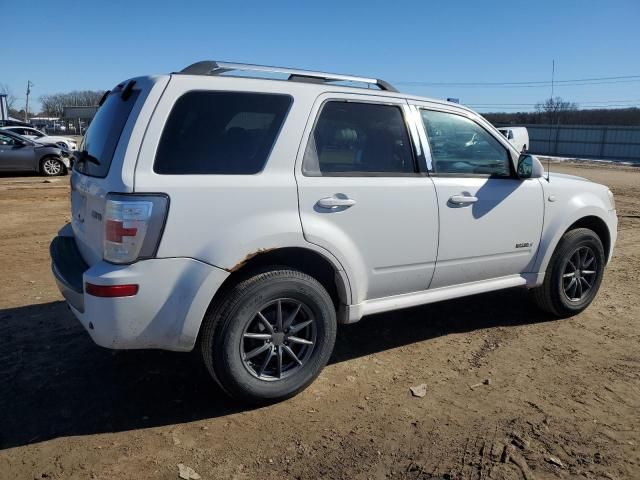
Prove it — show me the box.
[50,61,617,403]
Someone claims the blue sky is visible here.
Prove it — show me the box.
[3,0,640,112]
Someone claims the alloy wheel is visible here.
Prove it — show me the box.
[562,246,598,301]
[43,158,62,176]
[240,298,317,381]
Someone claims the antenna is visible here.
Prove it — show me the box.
[546,60,555,182]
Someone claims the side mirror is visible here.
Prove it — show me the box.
[517,154,544,179]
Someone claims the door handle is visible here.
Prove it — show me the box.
[317,195,356,209]
[449,194,478,205]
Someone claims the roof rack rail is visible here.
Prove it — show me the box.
[178,61,398,92]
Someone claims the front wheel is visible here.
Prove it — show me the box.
[200,268,337,404]
[531,228,606,317]
[40,156,66,176]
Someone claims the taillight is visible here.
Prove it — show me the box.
[103,194,169,264]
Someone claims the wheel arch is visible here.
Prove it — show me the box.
[566,215,611,263]
[534,208,614,283]
[203,246,352,328]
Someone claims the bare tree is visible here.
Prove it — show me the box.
[0,83,17,110]
[535,96,578,120]
[39,90,106,117]
[39,94,65,117]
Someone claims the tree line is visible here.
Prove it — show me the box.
[483,96,640,126]
[39,90,106,117]
[0,84,105,119]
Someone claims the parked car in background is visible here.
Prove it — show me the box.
[50,61,617,404]
[498,126,529,152]
[0,129,71,176]
[0,125,78,150]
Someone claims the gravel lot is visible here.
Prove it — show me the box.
[0,163,638,480]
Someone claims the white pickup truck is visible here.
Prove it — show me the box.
[498,126,529,153]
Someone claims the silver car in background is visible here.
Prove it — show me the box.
[0,129,71,176]
[0,125,78,150]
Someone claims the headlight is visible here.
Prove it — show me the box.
[607,189,616,211]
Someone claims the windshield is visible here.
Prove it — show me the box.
[75,89,139,177]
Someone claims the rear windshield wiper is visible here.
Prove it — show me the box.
[74,150,101,166]
[98,90,110,107]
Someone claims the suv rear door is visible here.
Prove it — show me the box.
[295,93,439,303]
[70,76,168,265]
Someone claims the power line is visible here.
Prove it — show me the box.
[468,99,640,106]
[398,79,640,88]
[471,105,640,110]
[394,74,640,88]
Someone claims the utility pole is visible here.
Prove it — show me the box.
[25,80,33,122]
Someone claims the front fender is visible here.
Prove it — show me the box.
[533,190,616,280]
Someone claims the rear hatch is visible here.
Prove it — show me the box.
[70,77,164,266]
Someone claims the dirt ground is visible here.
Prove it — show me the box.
[0,163,638,480]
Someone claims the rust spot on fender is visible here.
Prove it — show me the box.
[227,248,276,273]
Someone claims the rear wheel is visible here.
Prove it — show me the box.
[200,268,337,404]
[531,228,605,317]
[40,156,66,176]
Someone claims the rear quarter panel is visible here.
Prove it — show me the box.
[133,76,350,285]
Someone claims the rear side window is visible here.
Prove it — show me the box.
[75,90,140,178]
[154,91,292,175]
[303,101,415,176]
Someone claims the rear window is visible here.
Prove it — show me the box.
[154,91,292,175]
[75,89,139,177]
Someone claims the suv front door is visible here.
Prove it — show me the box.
[414,105,544,288]
[296,94,439,303]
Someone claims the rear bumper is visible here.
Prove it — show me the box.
[50,231,230,351]
[50,235,87,312]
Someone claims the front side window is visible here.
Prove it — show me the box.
[154,91,292,175]
[0,133,18,145]
[303,101,415,176]
[421,110,511,176]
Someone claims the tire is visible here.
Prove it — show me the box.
[531,228,605,318]
[40,156,66,176]
[200,267,337,404]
